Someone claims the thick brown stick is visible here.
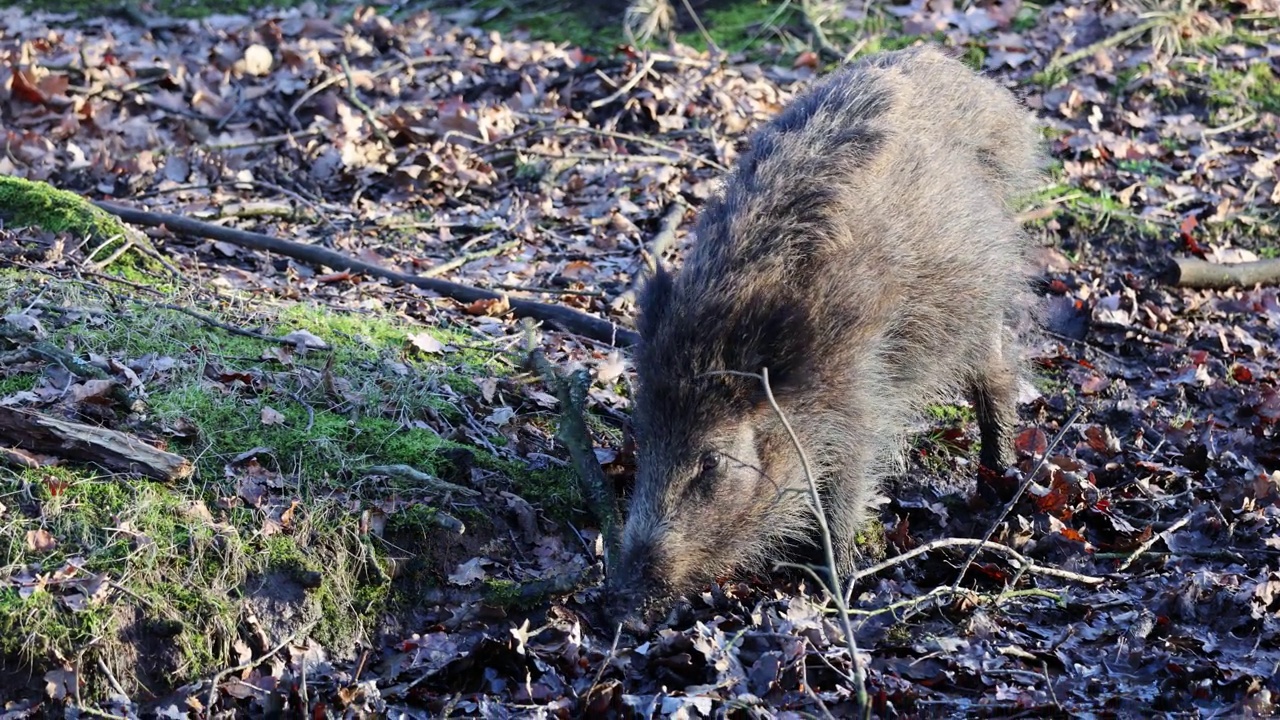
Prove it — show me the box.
[94,201,640,347]
[1162,256,1280,289]
[0,406,193,481]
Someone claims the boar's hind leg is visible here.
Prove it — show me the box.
[969,332,1018,471]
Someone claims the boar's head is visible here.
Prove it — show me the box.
[609,266,820,627]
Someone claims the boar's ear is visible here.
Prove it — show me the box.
[636,266,674,340]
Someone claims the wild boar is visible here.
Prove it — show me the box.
[614,46,1045,618]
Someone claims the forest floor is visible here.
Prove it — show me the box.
[0,0,1278,717]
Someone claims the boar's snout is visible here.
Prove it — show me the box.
[606,538,677,633]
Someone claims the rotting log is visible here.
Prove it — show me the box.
[95,201,640,347]
[0,406,193,481]
[1162,256,1280,289]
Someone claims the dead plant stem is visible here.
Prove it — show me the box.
[759,367,870,719]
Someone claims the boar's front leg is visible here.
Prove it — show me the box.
[970,330,1018,471]
[825,458,877,580]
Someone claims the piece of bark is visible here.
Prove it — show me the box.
[1162,256,1280,289]
[0,406,193,481]
[95,201,640,347]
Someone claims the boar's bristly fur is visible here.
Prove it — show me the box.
[614,46,1046,619]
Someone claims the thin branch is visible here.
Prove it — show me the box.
[1046,18,1162,73]
[362,464,481,498]
[1115,514,1191,572]
[589,56,657,109]
[206,620,318,713]
[424,239,521,278]
[339,54,392,145]
[850,537,1105,589]
[757,367,870,718]
[529,327,622,573]
[1161,256,1280,289]
[950,407,1083,591]
[154,303,297,345]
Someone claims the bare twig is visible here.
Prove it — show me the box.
[86,238,135,271]
[479,122,729,172]
[1116,514,1191,572]
[1046,18,1162,73]
[614,199,688,308]
[584,623,624,706]
[154,303,298,345]
[96,656,129,698]
[590,56,657,109]
[203,130,321,151]
[424,239,521,278]
[288,55,452,119]
[206,620,318,714]
[848,537,1105,592]
[757,367,870,718]
[494,284,605,297]
[678,0,720,55]
[950,407,1083,591]
[339,55,392,145]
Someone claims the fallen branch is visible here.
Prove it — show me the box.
[363,464,481,497]
[849,537,1106,587]
[528,327,622,575]
[0,406,193,481]
[94,201,639,347]
[1161,256,1280,289]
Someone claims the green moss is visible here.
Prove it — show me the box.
[1206,63,1280,113]
[504,461,581,513]
[1011,4,1041,33]
[386,503,440,533]
[0,175,126,243]
[0,259,525,693]
[482,578,525,607]
[464,0,620,50]
[926,403,974,424]
[853,517,886,562]
[677,0,797,53]
[960,43,986,71]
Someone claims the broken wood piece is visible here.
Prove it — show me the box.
[0,406,192,481]
[363,464,481,497]
[1162,256,1280,289]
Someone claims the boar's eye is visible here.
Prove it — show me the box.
[699,452,721,476]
